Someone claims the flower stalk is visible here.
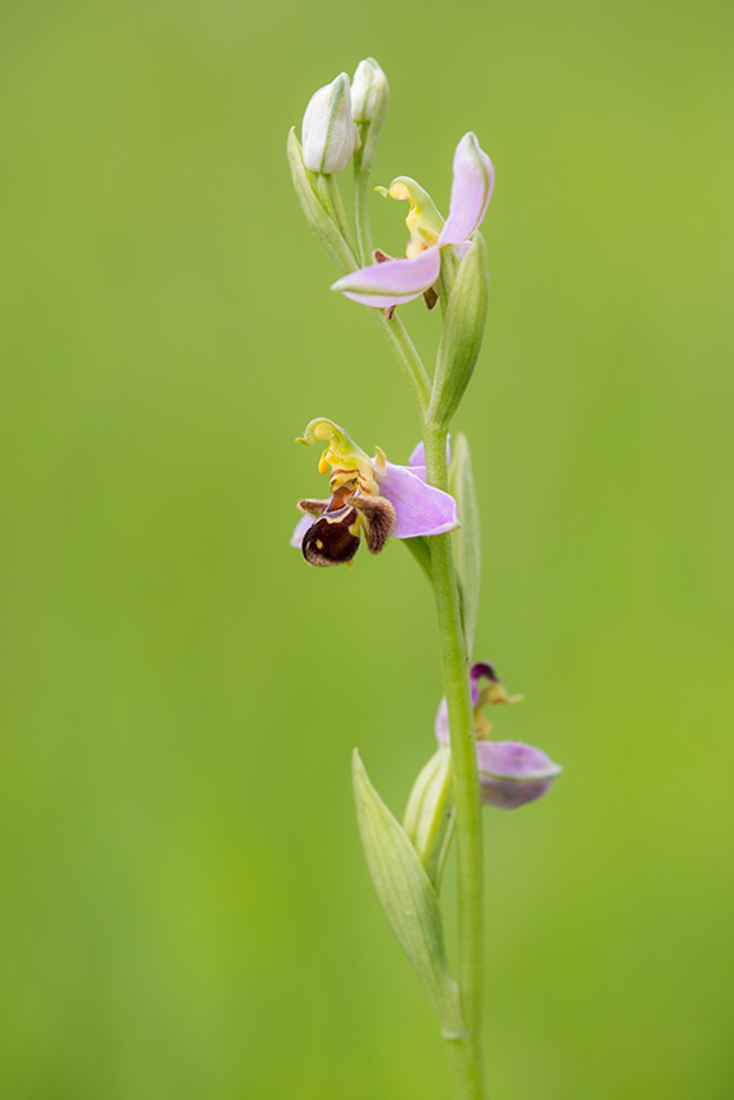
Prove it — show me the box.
[423,424,487,1100]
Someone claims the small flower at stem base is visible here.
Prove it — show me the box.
[435,661,562,810]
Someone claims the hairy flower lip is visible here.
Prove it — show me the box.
[331,132,494,308]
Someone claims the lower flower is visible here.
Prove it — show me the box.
[291,419,458,567]
[435,662,562,810]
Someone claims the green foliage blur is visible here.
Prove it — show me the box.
[1,1,732,1097]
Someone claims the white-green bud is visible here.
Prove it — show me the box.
[351,57,389,123]
[403,747,454,890]
[301,72,356,174]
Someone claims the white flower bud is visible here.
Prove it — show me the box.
[301,73,356,174]
[351,58,389,123]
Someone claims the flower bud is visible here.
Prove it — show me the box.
[301,73,356,174]
[351,58,389,123]
[476,741,562,810]
[403,747,454,889]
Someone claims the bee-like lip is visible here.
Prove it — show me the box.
[301,505,361,567]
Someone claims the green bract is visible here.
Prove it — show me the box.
[352,750,465,1039]
[286,129,356,275]
[429,233,489,427]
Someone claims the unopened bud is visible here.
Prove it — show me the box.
[351,58,389,123]
[403,747,454,889]
[301,73,356,175]
[476,741,562,810]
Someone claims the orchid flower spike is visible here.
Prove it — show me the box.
[331,132,494,308]
[435,662,562,810]
[291,420,458,567]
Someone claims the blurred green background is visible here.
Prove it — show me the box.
[1,0,732,1097]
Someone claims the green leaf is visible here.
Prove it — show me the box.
[352,750,465,1039]
[403,747,455,890]
[286,128,358,275]
[429,233,489,428]
[449,433,481,655]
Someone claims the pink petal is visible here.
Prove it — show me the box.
[290,512,313,548]
[409,441,426,468]
[378,461,458,539]
[438,133,494,247]
[435,697,450,745]
[331,247,441,307]
[476,740,562,810]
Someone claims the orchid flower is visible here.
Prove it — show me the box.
[331,132,494,309]
[291,419,458,567]
[435,662,562,810]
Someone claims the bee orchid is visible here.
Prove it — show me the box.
[291,419,458,567]
[331,132,494,309]
[435,662,562,810]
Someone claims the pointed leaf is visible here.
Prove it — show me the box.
[449,433,481,654]
[352,750,465,1039]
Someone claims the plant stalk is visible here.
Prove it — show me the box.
[424,423,487,1100]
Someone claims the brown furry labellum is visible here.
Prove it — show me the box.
[297,483,396,567]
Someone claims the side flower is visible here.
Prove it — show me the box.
[291,419,458,567]
[435,662,562,810]
[331,132,494,308]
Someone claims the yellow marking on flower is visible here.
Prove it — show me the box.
[297,418,381,497]
[377,176,445,258]
[473,683,524,740]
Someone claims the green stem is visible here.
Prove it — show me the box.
[350,113,485,1097]
[424,423,487,1100]
[351,144,431,416]
[373,311,432,415]
[325,175,358,261]
[354,163,373,265]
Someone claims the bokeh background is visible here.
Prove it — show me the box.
[1,1,732,1097]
